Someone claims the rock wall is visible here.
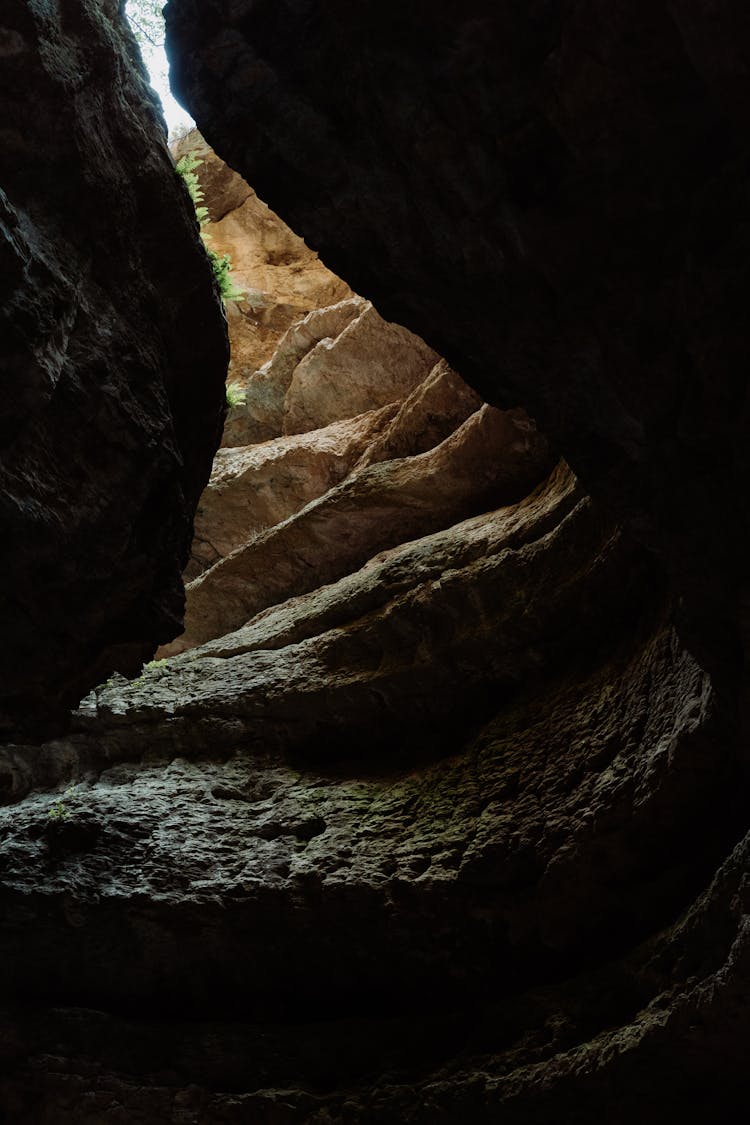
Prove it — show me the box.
[2,3,750,1122]
[165,0,750,682]
[0,1,228,737]
[159,0,750,1118]
[172,128,351,389]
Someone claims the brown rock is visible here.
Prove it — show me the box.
[355,358,483,468]
[3,464,727,1125]
[172,129,351,386]
[282,301,440,435]
[4,1,750,1119]
[171,128,251,221]
[165,0,750,684]
[164,404,552,653]
[185,404,397,578]
[228,297,367,445]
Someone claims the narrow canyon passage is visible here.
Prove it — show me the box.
[2,2,750,1122]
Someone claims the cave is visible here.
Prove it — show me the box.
[2,1,750,1121]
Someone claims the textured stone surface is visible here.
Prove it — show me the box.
[159,0,750,1116]
[3,0,750,1119]
[173,129,351,390]
[186,404,397,577]
[165,403,552,654]
[165,0,750,678]
[237,297,368,444]
[281,301,439,435]
[354,359,482,468]
[0,462,741,1121]
[0,0,228,736]
[226,295,441,449]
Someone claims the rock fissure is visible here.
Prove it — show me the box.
[2,5,750,1121]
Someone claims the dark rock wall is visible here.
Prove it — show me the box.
[0,0,229,736]
[166,0,750,681]
[162,0,750,1117]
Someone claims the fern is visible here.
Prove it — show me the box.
[226,383,246,409]
[175,151,244,305]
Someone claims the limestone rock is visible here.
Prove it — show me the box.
[1,463,737,1123]
[185,404,397,578]
[172,129,351,386]
[355,358,483,468]
[165,403,553,653]
[172,128,251,221]
[282,301,440,435]
[233,296,440,447]
[230,297,367,445]
[0,0,228,737]
[165,0,750,680]
[4,0,750,1118]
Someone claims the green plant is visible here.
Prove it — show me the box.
[208,248,246,303]
[226,383,246,409]
[48,787,74,822]
[175,151,209,225]
[175,151,244,306]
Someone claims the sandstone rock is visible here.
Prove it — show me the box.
[165,0,750,681]
[185,404,397,578]
[158,2,750,1116]
[164,404,553,653]
[282,301,440,435]
[230,297,367,444]
[172,128,251,221]
[354,358,483,468]
[172,129,351,386]
[0,462,739,1122]
[0,0,228,737]
[3,0,750,1119]
[234,296,440,446]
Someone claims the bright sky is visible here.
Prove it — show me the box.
[141,40,195,138]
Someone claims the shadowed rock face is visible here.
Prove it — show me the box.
[160,1,750,1119]
[0,0,229,735]
[165,0,750,678]
[2,4,750,1122]
[172,128,352,394]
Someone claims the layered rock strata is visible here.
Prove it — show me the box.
[0,1,228,737]
[165,0,750,678]
[1,462,739,1121]
[159,0,750,1117]
[2,4,750,1120]
[169,283,549,652]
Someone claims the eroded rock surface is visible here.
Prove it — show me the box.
[0,0,228,736]
[173,128,351,389]
[3,2,750,1120]
[1,461,739,1122]
[170,404,551,653]
[166,0,750,679]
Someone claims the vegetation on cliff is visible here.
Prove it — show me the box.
[176,150,244,304]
